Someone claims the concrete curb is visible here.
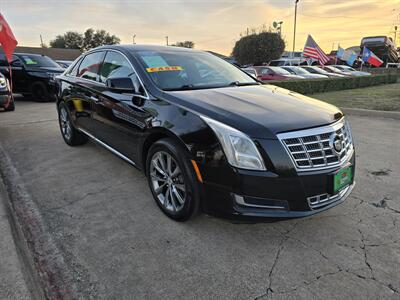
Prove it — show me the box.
[0,143,78,299]
[341,107,400,120]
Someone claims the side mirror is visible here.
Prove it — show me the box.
[11,60,23,68]
[105,77,135,93]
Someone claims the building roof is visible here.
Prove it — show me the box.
[13,46,82,60]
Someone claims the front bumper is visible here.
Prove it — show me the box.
[0,89,12,107]
[199,150,356,220]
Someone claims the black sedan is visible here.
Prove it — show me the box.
[56,45,355,221]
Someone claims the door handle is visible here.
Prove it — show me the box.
[90,95,99,102]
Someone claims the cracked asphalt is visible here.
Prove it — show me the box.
[0,99,399,299]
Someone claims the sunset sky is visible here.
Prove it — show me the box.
[1,0,399,55]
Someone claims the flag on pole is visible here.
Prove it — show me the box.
[0,13,18,62]
[303,35,330,65]
[336,47,357,66]
[362,47,383,67]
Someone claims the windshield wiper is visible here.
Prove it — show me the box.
[227,81,260,87]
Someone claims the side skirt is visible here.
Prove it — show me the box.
[78,128,137,167]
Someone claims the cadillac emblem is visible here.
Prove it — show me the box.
[331,135,344,154]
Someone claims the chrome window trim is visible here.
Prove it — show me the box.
[277,117,354,172]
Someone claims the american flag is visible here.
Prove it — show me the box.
[303,35,329,65]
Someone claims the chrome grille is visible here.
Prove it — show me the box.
[277,118,353,171]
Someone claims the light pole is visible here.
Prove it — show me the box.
[165,36,169,46]
[292,0,299,58]
[132,34,136,44]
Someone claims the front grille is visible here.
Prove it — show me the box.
[307,185,351,209]
[277,118,353,171]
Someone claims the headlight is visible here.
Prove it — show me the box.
[200,116,266,171]
[47,73,57,80]
[0,77,6,87]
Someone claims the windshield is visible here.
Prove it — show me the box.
[136,50,257,91]
[269,67,291,75]
[19,55,61,68]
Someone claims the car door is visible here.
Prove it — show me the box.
[91,50,150,163]
[69,51,106,133]
[10,56,29,93]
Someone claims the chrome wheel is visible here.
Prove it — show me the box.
[60,107,72,141]
[150,151,186,212]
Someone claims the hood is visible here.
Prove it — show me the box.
[301,74,327,79]
[351,71,371,76]
[285,74,303,79]
[167,85,342,139]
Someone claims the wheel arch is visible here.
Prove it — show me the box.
[141,128,193,175]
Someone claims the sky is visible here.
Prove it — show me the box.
[1,0,399,55]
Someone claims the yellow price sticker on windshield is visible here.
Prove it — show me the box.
[146,66,183,72]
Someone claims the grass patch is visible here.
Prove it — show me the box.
[313,83,400,111]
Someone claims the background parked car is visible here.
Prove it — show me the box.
[0,53,65,102]
[242,68,257,78]
[332,65,371,76]
[323,66,352,77]
[56,60,73,68]
[251,66,303,81]
[281,66,329,79]
[0,72,14,111]
[301,66,346,78]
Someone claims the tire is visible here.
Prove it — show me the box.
[31,82,50,102]
[4,99,15,111]
[58,102,88,146]
[146,138,201,221]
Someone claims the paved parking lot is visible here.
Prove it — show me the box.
[0,99,399,299]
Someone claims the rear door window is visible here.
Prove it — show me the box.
[77,51,105,82]
[99,51,134,82]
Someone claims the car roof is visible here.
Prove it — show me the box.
[14,53,50,57]
[91,44,204,54]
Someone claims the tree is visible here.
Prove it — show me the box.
[49,28,120,51]
[232,31,285,65]
[172,41,195,48]
[49,31,83,49]
[82,28,121,51]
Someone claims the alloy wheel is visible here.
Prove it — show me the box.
[59,107,72,141]
[150,151,186,212]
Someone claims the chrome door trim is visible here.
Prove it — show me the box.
[78,128,136,166]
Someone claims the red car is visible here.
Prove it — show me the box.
[245,66,303,81]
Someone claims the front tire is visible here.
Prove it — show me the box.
[31,82,50,102]
[146,138,201,221]
[4,98,15,111]
[58,102,88,146]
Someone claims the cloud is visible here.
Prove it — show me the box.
[1,0,399,54]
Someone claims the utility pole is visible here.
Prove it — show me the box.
[165,36,169,46]
[292,0,299,58]
[132,34,136,44]
[40,34,44,47]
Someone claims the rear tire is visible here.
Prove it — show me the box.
[31,82,50,102]
[146,138,201,221]
[58,102,88,146]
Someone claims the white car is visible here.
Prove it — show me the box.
[332,65,371,77]
[281,66,329,79]
[301,66,346,78]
